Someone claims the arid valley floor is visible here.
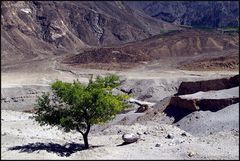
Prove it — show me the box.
[1,60,239,159]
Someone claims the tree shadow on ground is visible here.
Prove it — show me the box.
[8,142,102,157]
[116,142,132,146]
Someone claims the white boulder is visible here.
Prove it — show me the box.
[122,133,139,143]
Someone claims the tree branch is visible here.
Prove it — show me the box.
[85,124,91,135]
[76,126,84,135]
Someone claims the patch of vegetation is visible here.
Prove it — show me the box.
[159,29,180,38]
[191,25,215,32]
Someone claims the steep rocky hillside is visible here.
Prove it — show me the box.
[1,1,176,69]
[127,1,239,28]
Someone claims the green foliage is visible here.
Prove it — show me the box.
[159,29,180,38]
[34,74,130,134]
[159,29,166,34]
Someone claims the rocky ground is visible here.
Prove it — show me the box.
[1,104,239,160]
[1,66,239,160]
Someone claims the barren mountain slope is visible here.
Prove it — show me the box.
[63,29,239,69]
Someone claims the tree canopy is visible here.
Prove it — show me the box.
[34,74,130,149]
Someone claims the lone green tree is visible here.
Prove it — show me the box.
[34,74,130,149]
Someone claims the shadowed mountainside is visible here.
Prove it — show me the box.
[126,1,239,28]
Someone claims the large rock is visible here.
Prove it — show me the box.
[122,133,139,143]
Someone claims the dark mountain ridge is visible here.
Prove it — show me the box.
[126,1,239,28]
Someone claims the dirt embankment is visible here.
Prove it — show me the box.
[176,74,239,95]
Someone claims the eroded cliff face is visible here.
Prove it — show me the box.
[127,1,239,28]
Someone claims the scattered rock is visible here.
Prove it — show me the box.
[2,132,7,136]
[166,134,174,139]
[174,139,184,144]
[13,99,18,102]
[137,131,143,135]
[4,97,11,103]
[155,143,161,147]
[143,131,149,135]
[188,151,195,157]
[168,142,174,146]
[135,104,150,113]
[122,133,139,143]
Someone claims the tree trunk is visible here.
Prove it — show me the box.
[83,133,89,149]
[82,124,91,149]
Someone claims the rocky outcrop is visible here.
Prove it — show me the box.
[164,80,239,122]
[88,12,104,44]
[176,75,239,95]
[174,86,239,110]
[169,96,239,112]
